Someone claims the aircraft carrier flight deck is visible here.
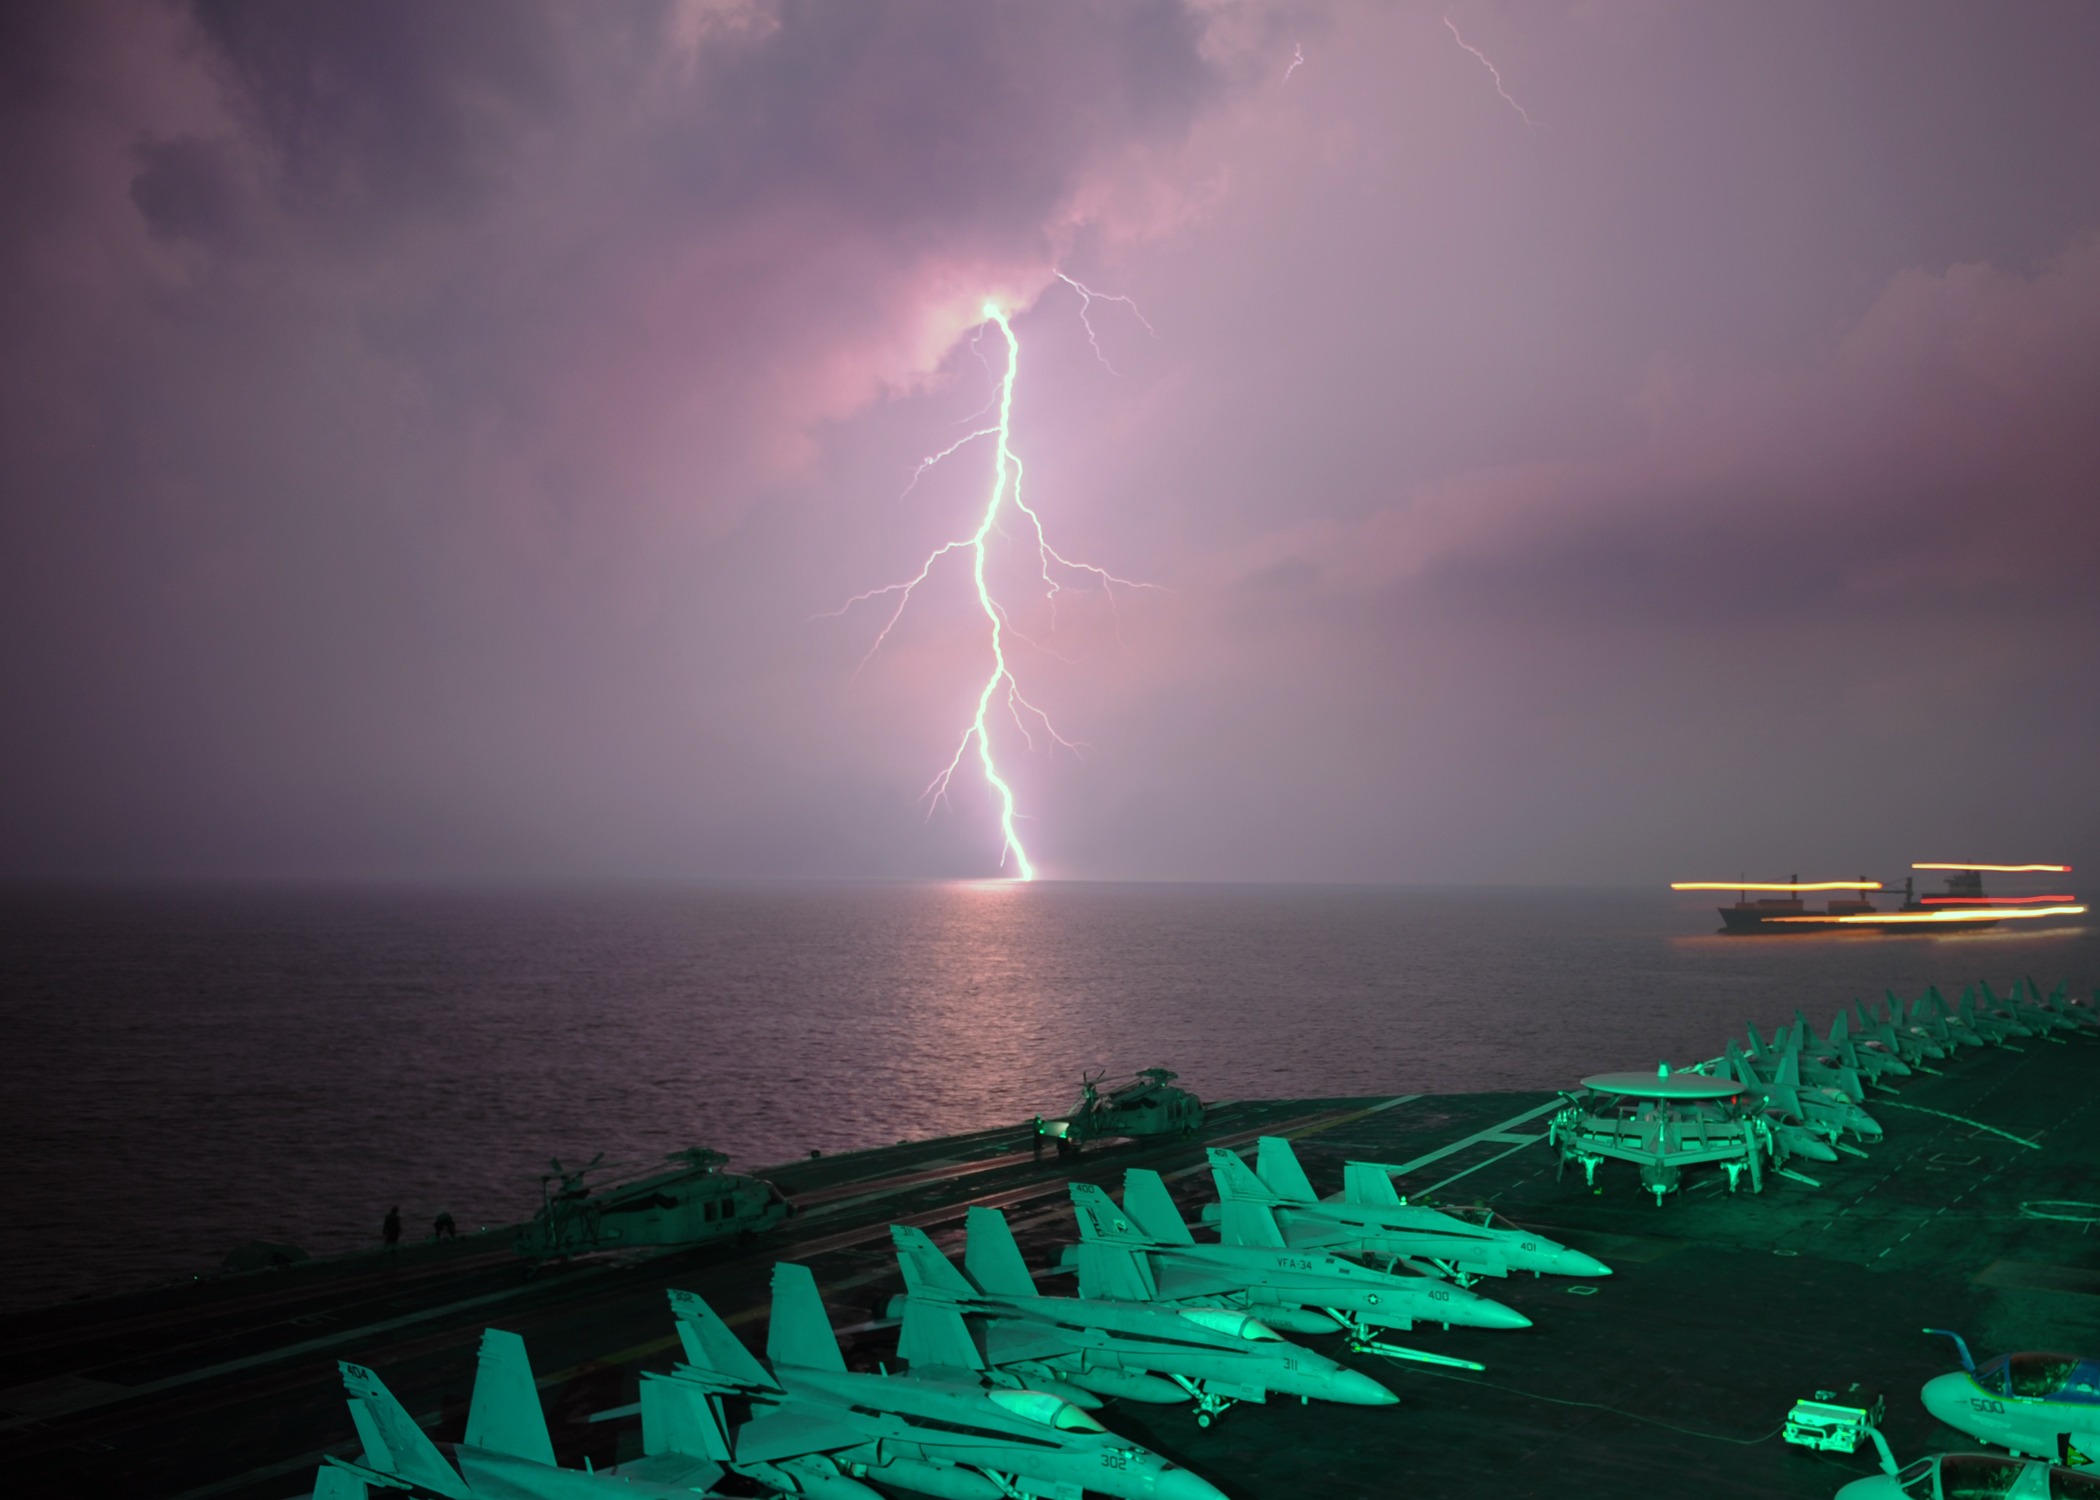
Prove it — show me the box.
[3,1009,2097,1499]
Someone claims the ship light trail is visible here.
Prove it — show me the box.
[1670,881,1881,892]
[1923,895,2076,905]
[1771,906,2088,925]
[1913,862,2071,873]
[829,295,1150,879]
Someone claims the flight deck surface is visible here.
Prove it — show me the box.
[3,1035,2096,1499]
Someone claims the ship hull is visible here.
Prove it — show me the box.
[1717,908,1998,934]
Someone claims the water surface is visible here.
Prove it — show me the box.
[3,881,2091,1312]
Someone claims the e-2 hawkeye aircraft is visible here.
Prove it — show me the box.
[887,1209,1398,1426]
[661,1265,1227,1500]
[312,1327,735,1500]
[1920,1330,2100,1467]
[1061,1172,1526,1360]
[1200,1136,1612,1285]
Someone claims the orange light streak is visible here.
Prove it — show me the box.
[1913,862,2071,873]
[1770,905,2087,925]
[1670,880,1882,892]
[1922,894,2076,905]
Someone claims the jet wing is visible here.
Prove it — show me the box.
[735,1406,870,1463]
[982,1319,1082,1367]
[1151,1259,1270,1303]
[1270,1211,1363,1253]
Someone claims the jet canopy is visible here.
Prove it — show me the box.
[1175,1307,1285,1342]
[986,1389,1108,1432]
[1888,1452,2100,1498]
[1969,1353,2100,1403]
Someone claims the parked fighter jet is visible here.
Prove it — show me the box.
[1835,1449,2100,1499]
[1860,995,1947,1067]
[1982,980,2076,1041]
[1063,1172,1523,1359]
[313,1329,729,1499]
[1203,1136,1613,1277]
[2027,977,2100,1033]
[657,1266,1224,1500]
[888,1209,1398,1424]
[1739,1034,1883,1144]
[1722,1042,1854,1164]
[1921,1330,2100,1466]
[1793,1008,1911,1088]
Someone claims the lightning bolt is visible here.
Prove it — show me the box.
[831,294,1154,879]
[1444,11,1535,127]
[1055,272,1156,376]
[1283,41,1305,83]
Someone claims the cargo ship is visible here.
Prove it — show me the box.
[1675,863,2083,935]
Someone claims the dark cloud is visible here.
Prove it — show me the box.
[0,0,2096,883]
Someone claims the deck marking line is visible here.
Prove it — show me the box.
[1419,1136,1549,1196]
[1377,1099,1567,1179]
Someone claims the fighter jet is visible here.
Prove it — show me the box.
[1920,1330,2100,1467]
[1860,994,1947,1067]
[1061,1171,1525,1360]
[1713,1042,1847,1168]
[313,1328,730,1499]
[1958,984,2037,1045]
[1835,1449,2100,1499]
[1737,1035,1883,1145]
[2030,977,2100,1034]
[1792,1008,1911,1089]
[1983,979,2078,1040]
[1201,1136,1613,1282]
[887,1209,1398,1425]
[656,1265,1226,1500]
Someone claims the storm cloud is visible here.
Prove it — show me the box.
[2,1,2096,882]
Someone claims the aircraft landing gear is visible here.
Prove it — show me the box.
[1170,1375,1239,1426]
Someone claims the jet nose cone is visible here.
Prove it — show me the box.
[1560,1249,1613,1277]
[1152,1467,1231,1500]
[1329,1367,1401,1406]
[1456,1295,1532,1330]
[1921,1372,1974,1433]
[1833,1479,1905,1500]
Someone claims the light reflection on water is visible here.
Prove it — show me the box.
[1,881,2092,1311]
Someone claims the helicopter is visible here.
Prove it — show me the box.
[514,1147,791,1260]
[1034,1067,1204,1155]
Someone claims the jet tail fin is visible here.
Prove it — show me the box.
[1075,1240,1159,1302]
[465,1328,557,1467]
[1071,1181,1148,1244]
[639,1372,733,1461]
[891,1224,981,1303]
[767,1262,848,1373]
[1830,1009,1851,1047]
[1208,1147,1278,1204]
[898,1296,987,1371]
[1342,1162,1403,1207]
[667,1288,778,1390]
[1120,1170,1195,1245]
[338,1362,471,1499]
[1217,1199,1288,1249]
[963,1207,1038,1298]
[1255,1137,1319,1202]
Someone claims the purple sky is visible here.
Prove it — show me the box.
[4,0,2097,884]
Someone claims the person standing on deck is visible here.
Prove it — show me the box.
[382,1205,402,1251]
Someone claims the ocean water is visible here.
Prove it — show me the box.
[2,881,2093,1313]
